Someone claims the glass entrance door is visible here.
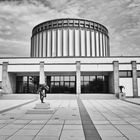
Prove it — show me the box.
[46,76,76,93]
[81,75,109,93]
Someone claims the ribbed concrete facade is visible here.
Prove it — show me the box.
[31,18,110,58]
[0,18,139,97]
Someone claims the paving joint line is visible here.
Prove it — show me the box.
[88,100,129,140]
[32,99,63,140]
[58,120,65,140]
[5,119,33,140]
[122,99,140,106]
[91,99,140,139]
[0,97,38,114]
[77,97,102,140]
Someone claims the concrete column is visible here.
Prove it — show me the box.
[131,61,138,97]
[113,61,119,96]
[2,62,8,94]
[76,61,81,94]
[2,62,16,94]
[39,61,45,85]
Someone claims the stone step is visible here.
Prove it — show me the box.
[34,103,50,109]
[80,94,116,100]
[26,109,55,114]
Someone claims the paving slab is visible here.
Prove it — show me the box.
[22,124,43,130]
[7,135,34,140]
[26,109,55,114]
[1,95,140,140]
[82,99,140,140]
[14,129,39,136]
[34,136,59,140]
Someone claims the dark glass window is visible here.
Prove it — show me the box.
[90,76,96,81]
[55,76,59,81]
[84,76,90,81]
[137,71,140,77]
[16,76,39,93]
[81,75,109,93]
[70,76,75,81]
[48,76,76,93]
[119,71,132,77]
[60,76,64,81]
[64,76,69,81]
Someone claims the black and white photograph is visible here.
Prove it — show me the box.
[0,0,140,140]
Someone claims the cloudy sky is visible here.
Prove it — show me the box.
[0,0,140,57]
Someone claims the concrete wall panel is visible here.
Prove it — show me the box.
[0,65,2,81]
[119,78,133,97]
[8,65,39,72]
[81,64,113,71]
[137,78,140,96]
[44,65,76,72]
[119,64,132,70]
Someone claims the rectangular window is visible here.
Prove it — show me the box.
[64,76,69,81]
[81,75,109,93]
[119,71,132,77]
[84,76,90,81]
[70,76,75,81]
[137,71,140,77]
[54,76,59,81]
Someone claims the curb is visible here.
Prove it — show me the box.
[122,99,140,106]
[0,97,38,114]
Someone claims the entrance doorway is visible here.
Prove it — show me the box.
[81,75,109,93]
[16,76,39,93]
[46,76,76,93]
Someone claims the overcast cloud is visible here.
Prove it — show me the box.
[0,0,140,57]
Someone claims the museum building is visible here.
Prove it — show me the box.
[0,18,140,97]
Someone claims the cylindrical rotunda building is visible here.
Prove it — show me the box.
[31,18,110,58]
[1,18,140,97]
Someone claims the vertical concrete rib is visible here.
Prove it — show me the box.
[62,29,64,56]
[94,30,97,57]
[79,30,81,56]
[107,36,110,56]
[56,29,58,57]
[132,61,138,97]
[76,61,81,94]
[98,32,101,57]
[37,34,39,57]
[30,37,33,57]
[90,31,92,57]
[50,30,52,57]
[73,29,75,56]
[85,30,87,56]
[46,31,48,57]
[68,28,69,56]
[41,32,43,57]
[102,33,104,57]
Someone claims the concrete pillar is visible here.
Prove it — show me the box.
[2,62,8,94]
[109,72,114,93]
[131,61,138,97]
[76,61,81,94]
[113,61,119,96]
[2,62,16,94]
[39,61,45,85]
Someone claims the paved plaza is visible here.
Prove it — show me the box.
[0,95,140,140]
